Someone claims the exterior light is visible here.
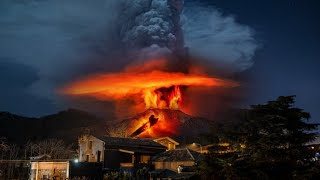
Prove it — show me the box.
[74,159,79,163]
[193,142,202,153]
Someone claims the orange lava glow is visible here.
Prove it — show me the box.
[144,85,182,110]
[62,70,237,110]
[61,59,239,137]
[128,109,181,137]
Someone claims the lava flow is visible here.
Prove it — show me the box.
[129,115,159,137]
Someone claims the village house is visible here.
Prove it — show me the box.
[152,148,202,172]
[78,135,167,170]
[150,148,202,179]
[78,135,105,163]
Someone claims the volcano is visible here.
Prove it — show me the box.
[111,108,212,138]
[63,60,238,139]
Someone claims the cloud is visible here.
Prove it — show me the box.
[0,59,55,116]
[0,0,122,98]
[182,3,259,71]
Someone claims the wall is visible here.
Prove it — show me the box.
[104,150,133,169]
[69,162,103,179]
[78,135,104,162]
[29,161,69,180]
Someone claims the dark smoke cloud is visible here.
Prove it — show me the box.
[0,0,259,116]
[120,0,181,51]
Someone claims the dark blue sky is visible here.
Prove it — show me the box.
[0,0,319,123]
[204,0,320,123]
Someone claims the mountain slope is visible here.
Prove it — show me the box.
[117,108,213,141]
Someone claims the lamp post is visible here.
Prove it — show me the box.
[192,142,202,153]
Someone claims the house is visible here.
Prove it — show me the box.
[78,135,105,163]
[152,148,202,172]
[154,137,180,150]
[102,136,167,170]
[78,135,167,170]
[28,154,71,180]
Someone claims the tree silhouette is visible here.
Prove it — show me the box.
[198,96,319,179]
[241,95,318,163]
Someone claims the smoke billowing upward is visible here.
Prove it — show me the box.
[0,0,258,118]
[118,0,185,60]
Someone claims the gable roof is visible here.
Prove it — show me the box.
[152,148,202,162]
[99,136,166,149]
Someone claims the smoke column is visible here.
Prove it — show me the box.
[118,0,185,59]
[0,0,258,117]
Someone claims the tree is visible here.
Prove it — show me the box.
[241,96,318,163]
[197,96,319,179]
[26,139,74,159]
[0,137,9,159]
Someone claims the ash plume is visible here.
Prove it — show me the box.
[118,0,185,59]
[0,0,259,117]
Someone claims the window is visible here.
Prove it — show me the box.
[140,155,150,163]
[86,155,89,162]
[168,143,174,150]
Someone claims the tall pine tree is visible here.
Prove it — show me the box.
[241,95,318,163]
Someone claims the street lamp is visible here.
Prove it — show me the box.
[192,142,202,153]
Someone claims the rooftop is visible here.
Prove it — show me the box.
[99,136,166,149]
[152,148,202,162]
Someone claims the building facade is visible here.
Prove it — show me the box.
[78,135,104,163]
[29,161,69,180]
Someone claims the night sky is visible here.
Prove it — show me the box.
[0,0,319,123]
[208,0,320,123]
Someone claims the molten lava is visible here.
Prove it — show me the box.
[126,109,180,137]
[129,115,159,137]
[144,85,182,110]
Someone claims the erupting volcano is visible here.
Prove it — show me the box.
[59,0,243,138]
[62,59,238,137]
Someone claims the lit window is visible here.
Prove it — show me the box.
[140,155,150,163]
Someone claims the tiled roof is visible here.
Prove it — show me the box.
[152,148,202,162]
[99,136,165,148]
